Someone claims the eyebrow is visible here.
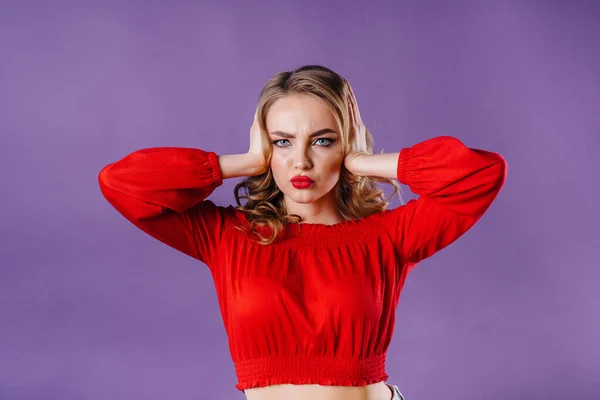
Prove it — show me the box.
[269,128,338,139]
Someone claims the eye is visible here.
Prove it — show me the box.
[272,139,291,147]
[271,138,335,147]
[314,138,334,146]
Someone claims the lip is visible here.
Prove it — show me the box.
[291,175,314,189]
[290,176,314,183]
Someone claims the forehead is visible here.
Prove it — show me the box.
[266,94,337,133]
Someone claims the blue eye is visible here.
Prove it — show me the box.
[271,139,290,146]
[271,138,335,147]
[315,138,334,146]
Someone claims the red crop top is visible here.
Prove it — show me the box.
[98,136,507,391]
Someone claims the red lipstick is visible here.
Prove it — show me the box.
[291,175,314,189]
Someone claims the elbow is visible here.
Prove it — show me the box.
[493,153,508,190]
[476,156,507,217]
[463,156,508,218]
[98,163,126,204]
[97,163,116,192]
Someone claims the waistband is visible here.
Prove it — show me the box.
[234,354,388,391]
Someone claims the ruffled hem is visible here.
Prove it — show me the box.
[233,353,388,391]
[235,373,390,391]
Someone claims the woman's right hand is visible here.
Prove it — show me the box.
[247,106,269,175]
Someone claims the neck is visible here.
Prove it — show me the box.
[283,192,346,225]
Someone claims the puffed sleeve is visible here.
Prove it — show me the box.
[98,147,234,267]
[382,136,507,270]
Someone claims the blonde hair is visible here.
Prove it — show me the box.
[233,65,401,244]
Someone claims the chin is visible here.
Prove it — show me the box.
[282,187,323,203]
[287,192,320,204]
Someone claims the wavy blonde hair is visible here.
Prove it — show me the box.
[233,65,402,244]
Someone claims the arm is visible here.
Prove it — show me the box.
[98,148,262,266]
[349,136,507,267]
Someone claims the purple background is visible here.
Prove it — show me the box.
[1,1,598,399]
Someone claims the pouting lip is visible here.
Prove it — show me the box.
[290,175,314,183]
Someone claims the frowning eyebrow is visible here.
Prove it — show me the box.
[269,128,338,139]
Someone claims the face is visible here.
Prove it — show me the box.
[265,94,344,207]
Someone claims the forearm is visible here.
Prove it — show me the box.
[99,147,224,217]
[396,136,506,215]
[348,152,400,179]
[218,153,266,179]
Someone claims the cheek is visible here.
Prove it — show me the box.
[269,155,288,184]
[325,164,343,184]
[315,158,343,188]
[320,153,344,174]
[269,150,291,166]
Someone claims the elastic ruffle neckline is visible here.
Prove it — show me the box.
[231,208,393,245]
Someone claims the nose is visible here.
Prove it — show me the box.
[294,146,312,170]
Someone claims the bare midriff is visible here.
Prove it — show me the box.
[244,382,394,400]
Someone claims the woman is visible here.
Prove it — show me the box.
[98,65,507,400]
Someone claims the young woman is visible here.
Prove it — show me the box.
[98,65,507,400]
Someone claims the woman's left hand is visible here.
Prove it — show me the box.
[344,83,369,174]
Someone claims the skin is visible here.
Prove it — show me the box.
[265,94,348,225]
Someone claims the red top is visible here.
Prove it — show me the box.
[98,136,507,391]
